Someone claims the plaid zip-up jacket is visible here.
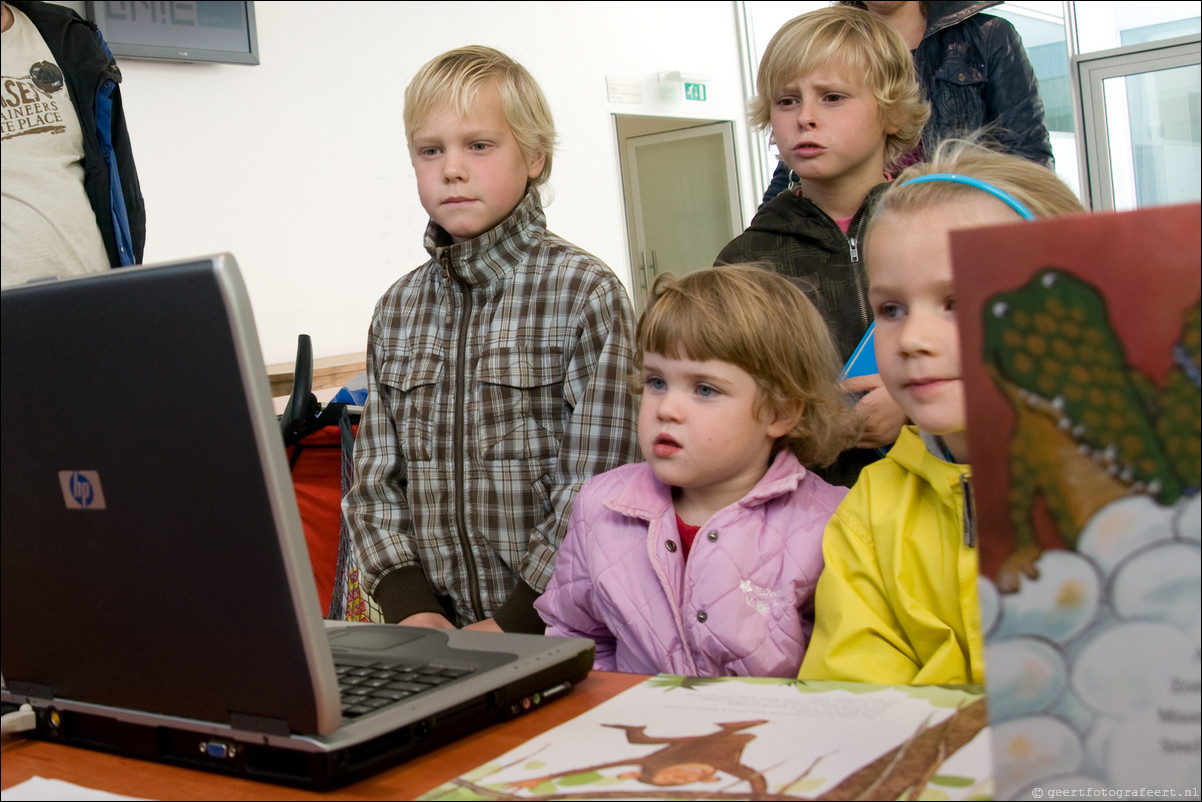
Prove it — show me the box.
[343,190,639,633]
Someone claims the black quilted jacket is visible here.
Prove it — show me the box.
[915,1,1053,167]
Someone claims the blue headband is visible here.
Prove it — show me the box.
[898,173,1036,221]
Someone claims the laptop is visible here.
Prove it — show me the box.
[0,254,594,789]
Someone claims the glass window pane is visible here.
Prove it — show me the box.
[1075,1,1201,54]
[1102,63,1202,210]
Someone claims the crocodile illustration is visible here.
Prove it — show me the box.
[982,268,1199,592]
[1157,301,1201,490]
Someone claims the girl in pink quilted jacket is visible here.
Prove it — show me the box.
[535,264,861,676]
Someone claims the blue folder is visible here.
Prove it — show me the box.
[841,322,877,379]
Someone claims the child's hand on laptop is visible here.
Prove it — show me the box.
[399,612,456,629]
[463,618,503,633]
[844,374,907,450]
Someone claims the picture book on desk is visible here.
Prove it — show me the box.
[418,675,992,801]
[951,202,1201,800]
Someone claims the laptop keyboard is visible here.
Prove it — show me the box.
[335,660,475,718]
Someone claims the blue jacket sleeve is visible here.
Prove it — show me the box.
[759,161,793,208]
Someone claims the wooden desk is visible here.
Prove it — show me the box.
[0,672,646,801]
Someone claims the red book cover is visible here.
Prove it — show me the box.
[952,202,1200,798]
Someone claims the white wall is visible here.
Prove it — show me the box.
[107,1,757,366]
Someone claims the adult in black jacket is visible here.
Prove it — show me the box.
[762,1,1052,205]
[4,1,145,270]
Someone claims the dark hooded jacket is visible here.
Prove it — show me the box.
[716,183,890,487]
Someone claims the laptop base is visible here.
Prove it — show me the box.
[10,653,588,789]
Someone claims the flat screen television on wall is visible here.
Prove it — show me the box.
[85,2,259,65]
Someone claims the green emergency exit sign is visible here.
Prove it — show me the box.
[684,81,707,101]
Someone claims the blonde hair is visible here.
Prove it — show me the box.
[403,45,556,186]
[750,5,929,170]
[868,138,1085,233]
[633,264,861,468]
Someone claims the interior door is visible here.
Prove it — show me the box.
[625,122,742,311]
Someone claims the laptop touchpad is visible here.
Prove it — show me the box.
[328,626,427,652]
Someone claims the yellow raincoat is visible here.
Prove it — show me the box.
[799,426,985,685]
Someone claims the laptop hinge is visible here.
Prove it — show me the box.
[228,711,292,737]
[6,681,54,703]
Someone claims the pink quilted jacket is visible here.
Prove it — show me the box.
[536,451,848,676]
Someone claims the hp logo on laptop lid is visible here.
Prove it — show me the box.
[58,471,107,510]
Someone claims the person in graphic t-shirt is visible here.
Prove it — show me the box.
[2,1,145,288]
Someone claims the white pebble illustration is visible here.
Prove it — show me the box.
[1077,494,1172,577]
[992,715,1083,797]
[1100,706,1202,790]
[1174,492,1200,542]
[1069,621,1194,716]
[1012,773,1110,800]
[986,636,1067,720]
[992,550,1099,644]
[1110,541,1201,630]
[978,574,999,636]
[984,493,1201,795]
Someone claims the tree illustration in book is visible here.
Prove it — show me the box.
[952,202,1201,799]
[504,719,775,796]
[419,676,993,800]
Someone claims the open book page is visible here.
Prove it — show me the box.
[419,675,991,801]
